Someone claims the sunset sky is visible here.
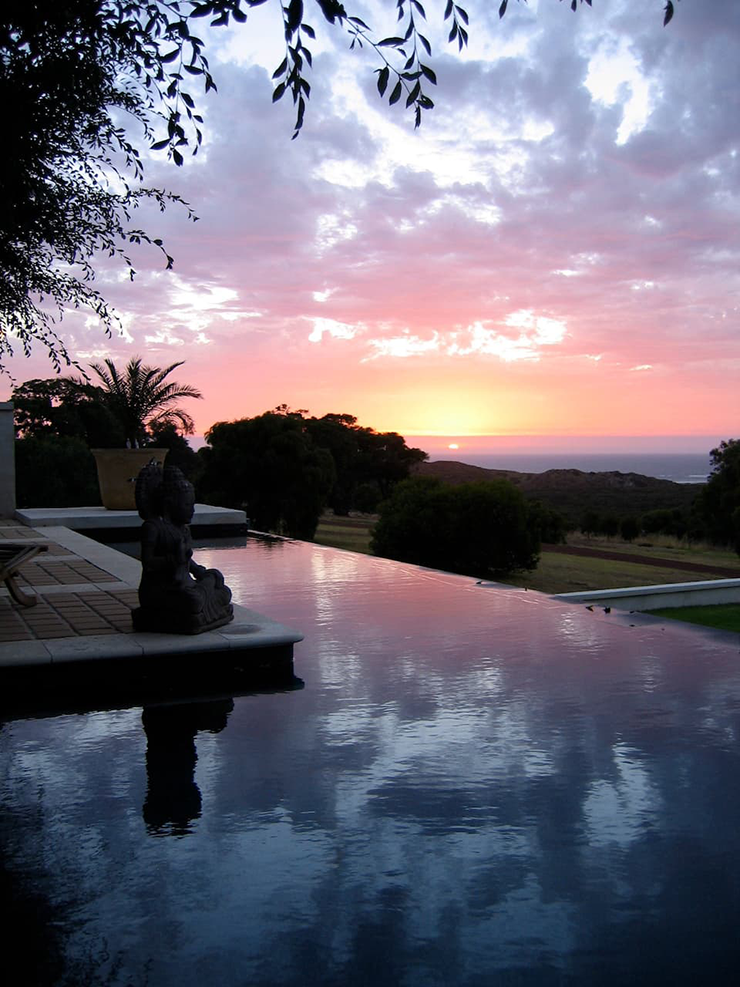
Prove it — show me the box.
[2,0,738,449]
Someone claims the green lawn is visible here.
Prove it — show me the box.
[566,533,740,571]
[502,552,710,595]
[313,516,374,554]
[646,604,740,634]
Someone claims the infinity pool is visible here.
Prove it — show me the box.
[2,535,740,984]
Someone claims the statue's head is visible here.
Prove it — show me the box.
[163,465,195,525]
[135,461,164,520]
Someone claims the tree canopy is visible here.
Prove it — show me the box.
[198,406,426,538]
[1,1,200,372]
[12,375,124,446]
[15,435,103,508]
[302,411,427,513]
[1,1,679,373]
[199,409,338,539]
[698,439,740,554]
[371,475,540,577]
[12,357,202,446]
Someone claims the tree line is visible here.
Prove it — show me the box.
[199,407,427,538]
[577,442,740,552]
[10,363,427,540]
[10,360,739,580]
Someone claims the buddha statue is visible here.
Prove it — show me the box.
[132,462,234,634]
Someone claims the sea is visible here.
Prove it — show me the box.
[419,451,713,484]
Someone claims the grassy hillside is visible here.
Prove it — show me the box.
[503,545,737,595]
[414,460,698,525]
[311,462,727,595]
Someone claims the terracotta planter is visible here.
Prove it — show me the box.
[92,448,168,511]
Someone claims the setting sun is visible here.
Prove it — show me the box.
[448,443,460,450]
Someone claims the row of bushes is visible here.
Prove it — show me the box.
[578,508,696,543]
[370,480,735,580]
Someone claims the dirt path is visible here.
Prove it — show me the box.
[542,543,740,577]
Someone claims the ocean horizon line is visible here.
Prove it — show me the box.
[402,434,726,456]
[420,450,712,485]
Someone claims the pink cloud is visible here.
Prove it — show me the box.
[2,1,738,442]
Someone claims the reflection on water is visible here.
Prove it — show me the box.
[142,700,233,836]
[2,536,740,985]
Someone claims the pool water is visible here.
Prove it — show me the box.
[2,535,740,985]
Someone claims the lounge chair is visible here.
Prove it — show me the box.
[0,542,49,607]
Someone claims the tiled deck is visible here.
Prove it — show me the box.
[0,587,138,641]
[0,520,137,641]
[0,518,302,675]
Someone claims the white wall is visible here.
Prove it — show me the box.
[553,578,740,612]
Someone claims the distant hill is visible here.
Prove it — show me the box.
[413,460,698,525]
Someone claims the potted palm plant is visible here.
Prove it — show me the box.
[88,358,202,510]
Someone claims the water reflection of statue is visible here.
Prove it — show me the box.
[132,463,233,634]
[142,700,234,836]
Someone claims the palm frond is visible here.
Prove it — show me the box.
[86,355,202,444]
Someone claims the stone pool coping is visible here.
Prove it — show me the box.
[14,504,247,531]
[0,521,303,670]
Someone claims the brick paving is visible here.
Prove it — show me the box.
[17,556,119,586]
[0,523,43,541]
[0,589,137,639]
[0,520,138,641]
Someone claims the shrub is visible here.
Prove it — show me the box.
[371,477,540,578]
[601,514,620,539]
[15,436,100,508]
[580,511,601,538]
[197,412,335,540]
[620,516,640,542]
[698,439,740,553]
[641,508,687,539]
[353,482,382,514]
[527,500,567,544]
